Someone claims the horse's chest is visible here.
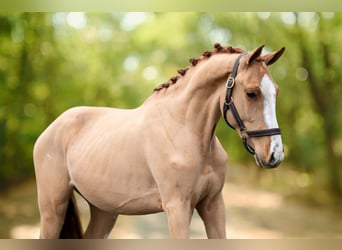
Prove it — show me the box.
[196,168,224,198]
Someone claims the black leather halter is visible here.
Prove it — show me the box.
[223,52,281,155]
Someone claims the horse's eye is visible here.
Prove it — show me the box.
[246,90,258,100]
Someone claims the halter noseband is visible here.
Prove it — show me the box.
[223,52,281,155]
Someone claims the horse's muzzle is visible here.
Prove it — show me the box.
[254,150,284,169]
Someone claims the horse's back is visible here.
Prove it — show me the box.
[34,106,105,156]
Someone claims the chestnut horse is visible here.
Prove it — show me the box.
[33,44,285,239]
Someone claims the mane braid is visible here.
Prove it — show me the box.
[153,44,244,92]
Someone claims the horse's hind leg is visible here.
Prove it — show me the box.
[34,146,73,238]
[36,169,72,238]
[84,204,117,239]
[36,176,72,238]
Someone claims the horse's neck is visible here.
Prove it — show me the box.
[145,54,237,149]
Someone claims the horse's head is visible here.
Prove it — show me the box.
[222,45,285,168]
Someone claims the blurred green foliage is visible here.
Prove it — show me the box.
[0,13,341,197]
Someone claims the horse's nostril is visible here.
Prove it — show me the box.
[268,152,279,168]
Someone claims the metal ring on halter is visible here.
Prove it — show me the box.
[240,128,249,139]
[242,137,256,155]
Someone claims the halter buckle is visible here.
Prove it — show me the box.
[226,77,235,88]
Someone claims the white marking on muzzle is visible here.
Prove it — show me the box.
[260,75,284,163]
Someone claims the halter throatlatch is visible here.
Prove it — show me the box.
[223,52,282,155]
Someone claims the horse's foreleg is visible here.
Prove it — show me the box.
[164,199,193,239]
[196,193,226,239]
[84,204,117,239]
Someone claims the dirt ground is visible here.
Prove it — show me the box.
[3,178,342,239]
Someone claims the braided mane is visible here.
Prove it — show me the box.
[153,43,244,92]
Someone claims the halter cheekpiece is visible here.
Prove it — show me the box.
[223,52,282,155]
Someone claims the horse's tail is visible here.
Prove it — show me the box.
[59,192,83,239]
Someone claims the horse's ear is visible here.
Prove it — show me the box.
[262,47,286,65]
[247,45,265,65]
